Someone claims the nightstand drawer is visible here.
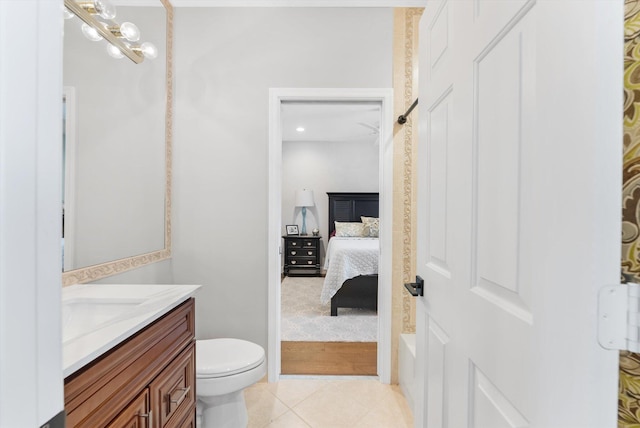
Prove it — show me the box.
[287,257,317,266]
[287,248,317,257]
[301,239,318,248]
[286,239,318,249]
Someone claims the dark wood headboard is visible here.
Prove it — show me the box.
[327,192,379,236]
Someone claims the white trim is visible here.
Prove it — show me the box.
[268,88,393,384]
[63,87,77,272]
[0,0,64,425]
[173,0,425,6]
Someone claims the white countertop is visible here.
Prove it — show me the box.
[62,283,201,377]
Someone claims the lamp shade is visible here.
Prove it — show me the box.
[295,189,315,207]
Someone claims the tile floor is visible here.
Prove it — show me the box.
[244,377,414,428]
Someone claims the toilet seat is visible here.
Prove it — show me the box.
[196,338,265,379]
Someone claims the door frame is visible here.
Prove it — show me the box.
[63,86,77,271]
[268,88,394,383]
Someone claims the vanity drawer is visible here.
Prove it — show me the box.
[150,343,195,428]
[106,389,150,428]
[176,413,196,428]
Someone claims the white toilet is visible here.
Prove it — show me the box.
[195,338,266,428]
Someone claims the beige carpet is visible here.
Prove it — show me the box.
[281,276,377,342]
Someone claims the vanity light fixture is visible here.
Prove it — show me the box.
[77,0,116,20]
[64,0,157,65]
[133,42,159,59]
[63,7,75,20]
[81,23,103,41]
[106,43,124,59]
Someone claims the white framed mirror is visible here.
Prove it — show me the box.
[62,0,173,286]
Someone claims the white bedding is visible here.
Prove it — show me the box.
[320,237,379,304]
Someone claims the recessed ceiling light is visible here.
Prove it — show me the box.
[296,127,305,132]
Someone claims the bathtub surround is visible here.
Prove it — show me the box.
[398,333,416,413]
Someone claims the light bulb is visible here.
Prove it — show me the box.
[119,22,140,42]
[63,7,74,19]
[106,44,124,59]
[140,42,158,59]
[81,23,103,42]
[93,0,116,20]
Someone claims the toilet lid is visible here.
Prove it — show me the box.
[196,338,265,378]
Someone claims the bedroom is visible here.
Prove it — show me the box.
[280,101,381,375]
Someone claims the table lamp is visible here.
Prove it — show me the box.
[295,189,315,236]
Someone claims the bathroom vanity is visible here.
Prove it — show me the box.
[62,284,200,427]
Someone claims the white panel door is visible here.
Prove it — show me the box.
[414,1,622,427]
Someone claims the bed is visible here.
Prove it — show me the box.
[322,192,379,316]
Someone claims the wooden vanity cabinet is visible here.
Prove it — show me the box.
[106,389,150,428]
[64,298,196,428]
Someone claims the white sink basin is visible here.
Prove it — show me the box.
[62,283,201,377]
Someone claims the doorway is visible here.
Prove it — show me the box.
[268,88,394,383]
[280,101,380,375]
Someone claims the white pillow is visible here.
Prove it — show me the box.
[334,221,366,237]
[361,216,379,237]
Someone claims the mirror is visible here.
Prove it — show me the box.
[62,0,173,286]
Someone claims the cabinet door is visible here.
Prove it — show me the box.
[176,412,196,428]
[150,343,195,428]
[106,389,150,428]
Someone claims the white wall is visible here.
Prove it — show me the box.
[282,140,379,263]
[172,7,393,349]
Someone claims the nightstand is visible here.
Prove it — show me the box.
[282,235,321,276]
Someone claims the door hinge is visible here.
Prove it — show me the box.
[598,284,640,352]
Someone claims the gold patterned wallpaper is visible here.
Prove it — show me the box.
[621,1,640,426]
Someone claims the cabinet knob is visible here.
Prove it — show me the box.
[308,251,313,255]
[291,251,297,255]
[292,242,298,246]
[308,261,313,265]
[291,260,297,264]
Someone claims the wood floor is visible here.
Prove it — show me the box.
[281,341,377,376]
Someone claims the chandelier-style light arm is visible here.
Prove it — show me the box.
[64,0,144,64]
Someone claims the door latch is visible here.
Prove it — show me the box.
[404,275,424,297]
